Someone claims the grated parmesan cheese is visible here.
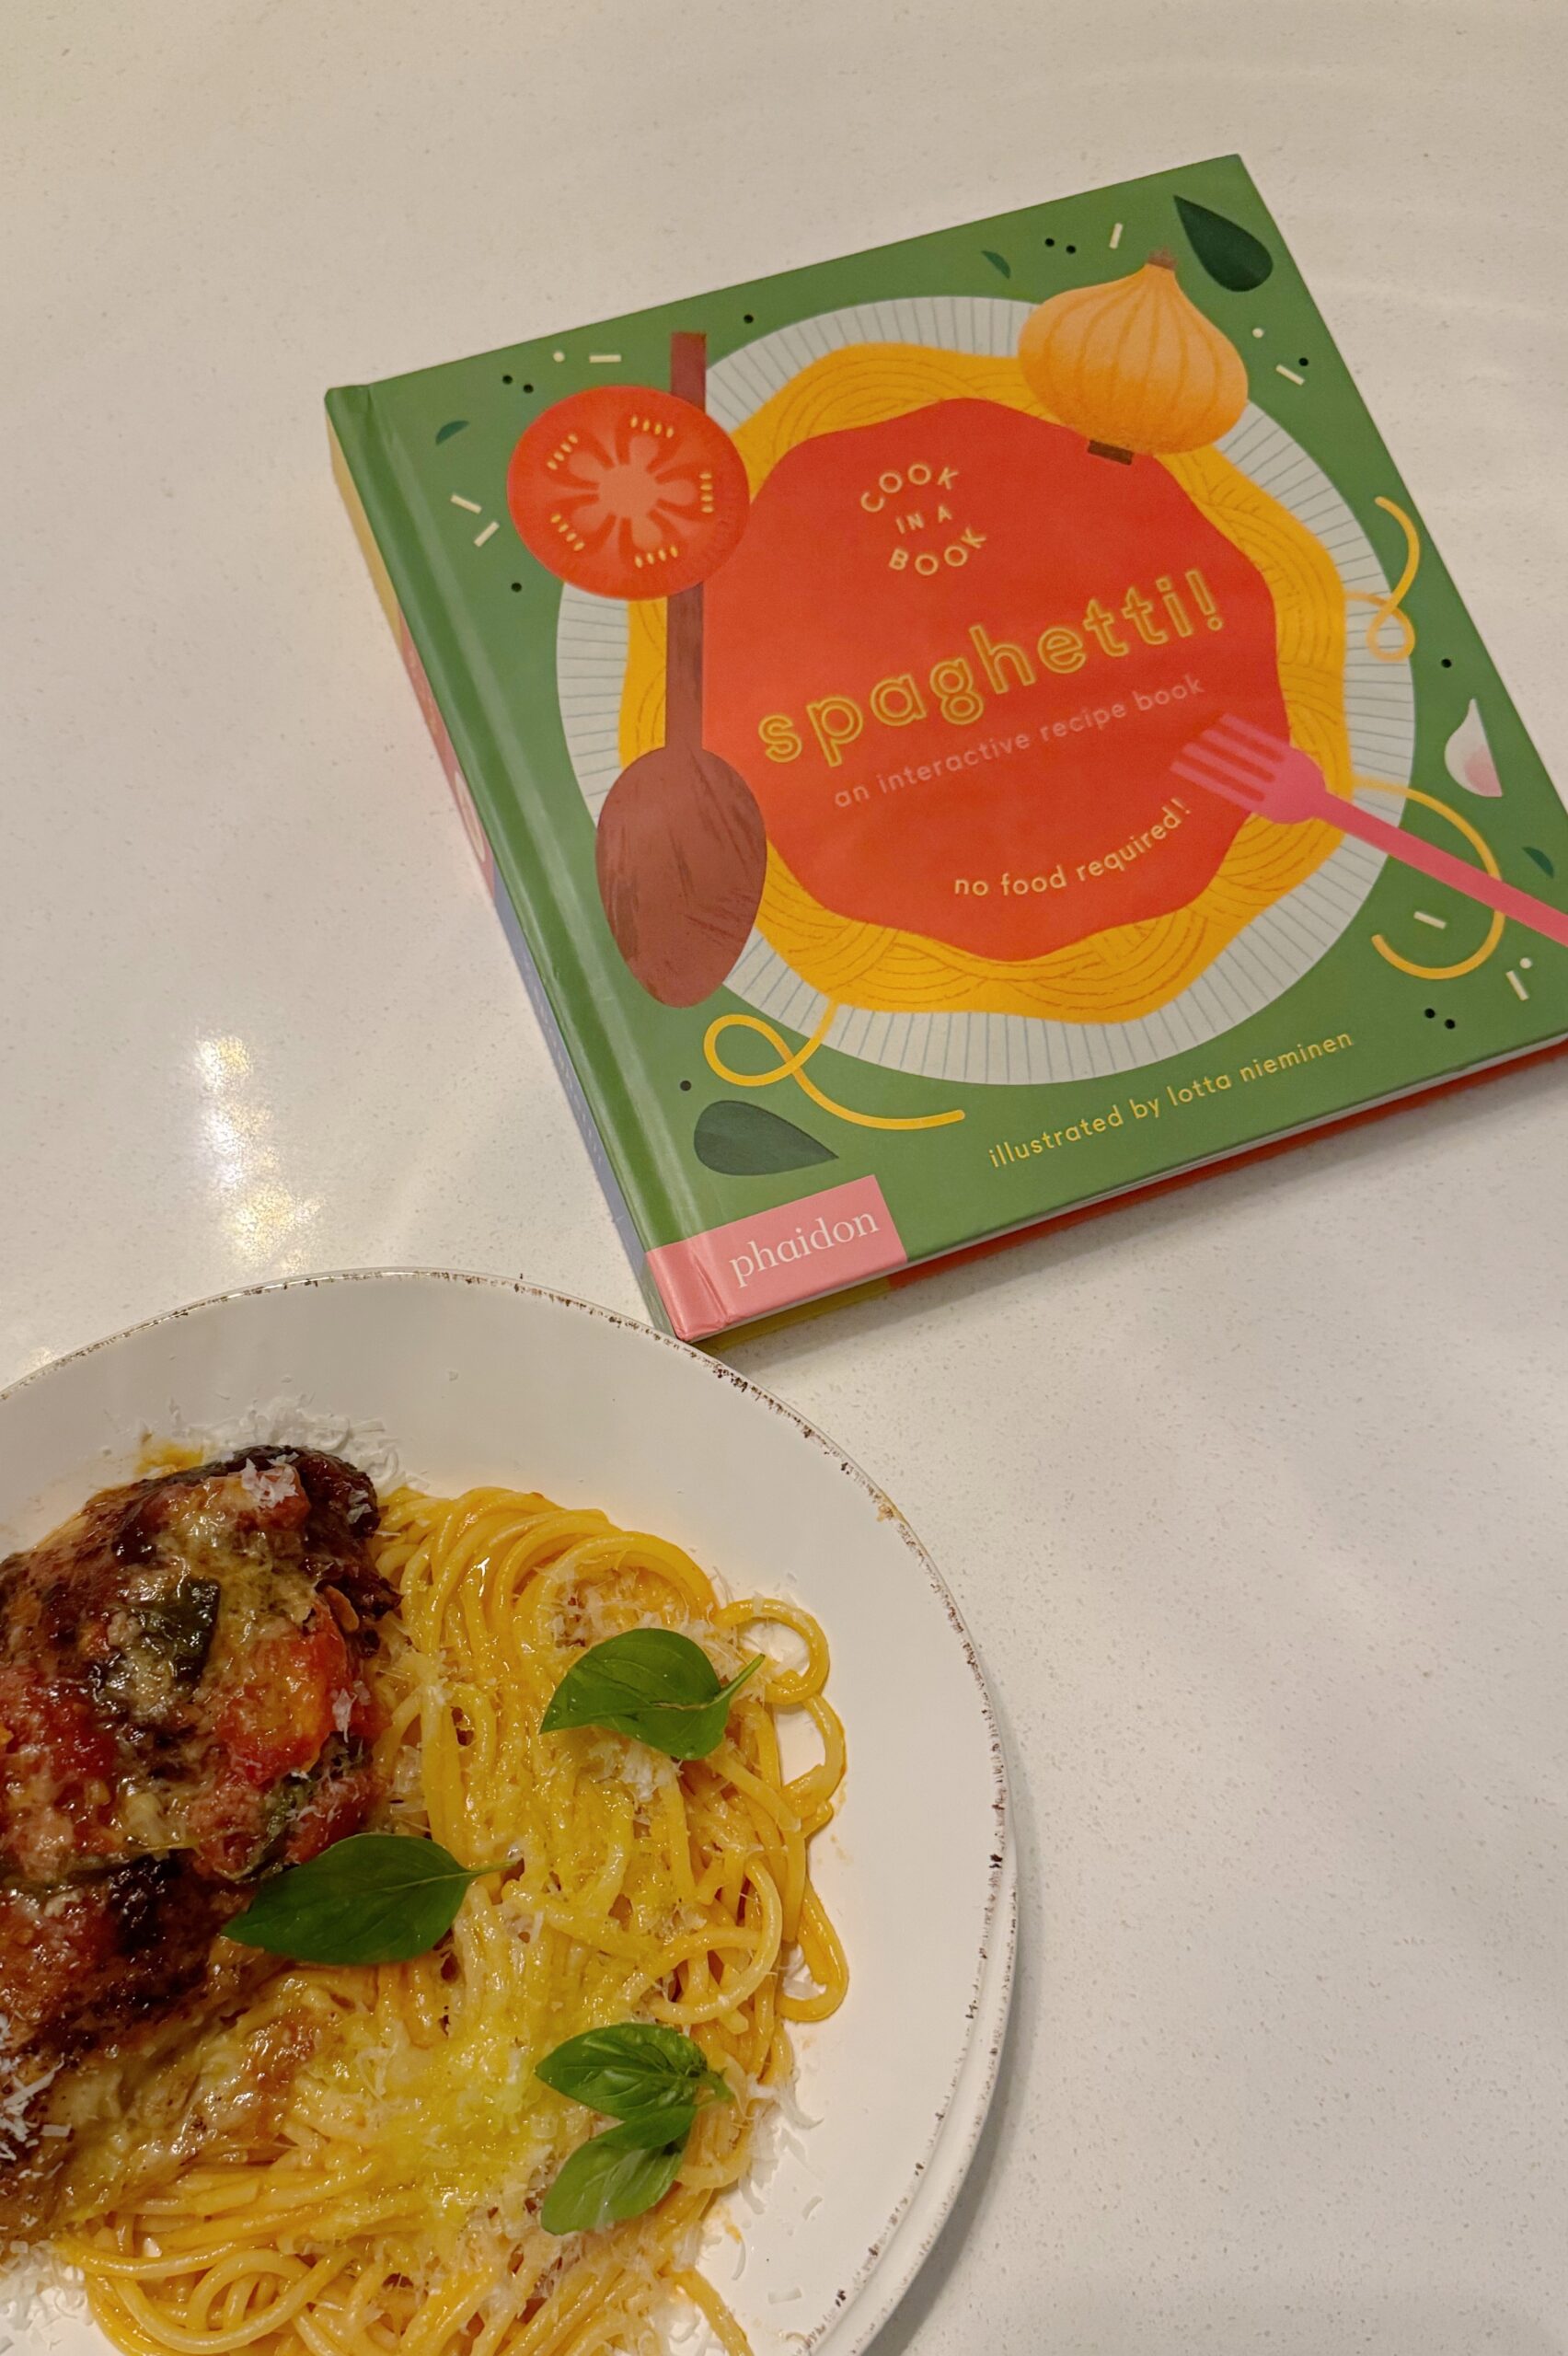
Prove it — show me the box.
[615,1744,674,1807]
[236,1457,302,1510]
[0,2057,59,2157]
[158,1403,402,1493]
[0,2242,87,2351]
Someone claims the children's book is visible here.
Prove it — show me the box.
[329,154,1568,1341]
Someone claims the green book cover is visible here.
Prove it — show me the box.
[328,155,1568,1341]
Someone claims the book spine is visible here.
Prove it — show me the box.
[488,874,665,1322]
[326,389,677,1333]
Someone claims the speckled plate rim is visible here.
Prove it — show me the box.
[841,1836,1016,2353]
[0,1267,1016,2356]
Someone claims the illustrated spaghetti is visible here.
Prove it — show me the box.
[617,343,1367,1026]
[57,1484,848,2356]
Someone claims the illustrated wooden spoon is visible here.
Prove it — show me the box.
[506,332,766,1007]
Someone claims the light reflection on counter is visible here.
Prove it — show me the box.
[192,1036,320,1270]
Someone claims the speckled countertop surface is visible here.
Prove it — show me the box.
[5,6,1568,2349]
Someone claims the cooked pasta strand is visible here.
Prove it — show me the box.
[53,1486,848,2356]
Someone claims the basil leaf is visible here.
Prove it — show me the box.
[133,1576,220,1685]
[227,1833,500,1965]
[536,2023,731,2119]
[540,1630,764,1761]
[545,1629,721,1716]
[539,2111,693,2236]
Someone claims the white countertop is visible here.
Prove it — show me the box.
[6,6,1568,2350]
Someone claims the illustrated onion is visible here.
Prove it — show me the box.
[1018,250,1249,462]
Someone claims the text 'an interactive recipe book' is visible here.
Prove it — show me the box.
[329,154,1568,1342]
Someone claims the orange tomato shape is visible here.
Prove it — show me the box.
[507,386,750,598]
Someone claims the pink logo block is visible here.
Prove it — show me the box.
[647,1177,906,1338]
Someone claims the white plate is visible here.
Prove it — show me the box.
[0,1271,1012,2356]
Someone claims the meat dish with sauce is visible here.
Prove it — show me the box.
[0,1448,393,2233]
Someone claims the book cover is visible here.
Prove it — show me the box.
[328,155,1568,1342]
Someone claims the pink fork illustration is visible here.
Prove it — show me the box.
[1171,714,1568,951]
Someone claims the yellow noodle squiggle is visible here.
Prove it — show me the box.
[1364,780,1503,978]
[1346,497,1420,664]
[703,1002,964,1129]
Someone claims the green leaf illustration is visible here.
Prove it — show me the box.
[434,419,469,444]
[981,249,1012,279]
[693,1099,836,1176]
[1524,846,1556,878]
[1173,196,1274,292]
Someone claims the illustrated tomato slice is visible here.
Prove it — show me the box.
[507,386,750,598]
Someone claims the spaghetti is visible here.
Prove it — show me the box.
[57,1484,848,2356]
